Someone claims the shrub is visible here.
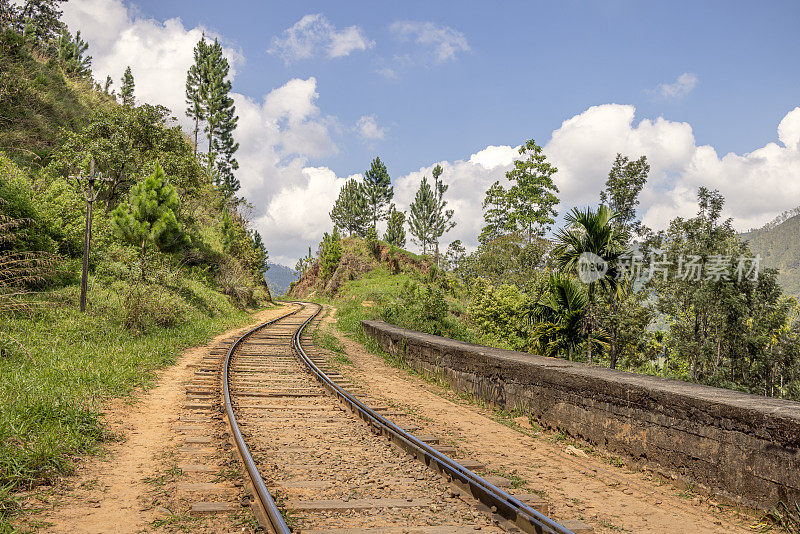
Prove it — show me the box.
[120,283,189,333]
[468,278,531,350]
[320,228,342,279]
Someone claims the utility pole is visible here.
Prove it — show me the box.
[72,159,108,312]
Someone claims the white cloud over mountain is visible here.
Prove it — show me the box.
[268,14,373,64]
[62,1,800,264]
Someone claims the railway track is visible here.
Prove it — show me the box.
[222,302,576,534]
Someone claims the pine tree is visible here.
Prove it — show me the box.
[362,156,393,230]
[56,30,91,77]
[384,204,406,248]
[103,75,113,95]
[431,164,455,267]
[250,229,269,276]
[185,36,208,155]
[408,176,436,255]
[329,179,370,236]
[213,102,240,197]
[111,164,188,280]
[120,66,135,106]
[16,0,66,43]
[203,38,238,190]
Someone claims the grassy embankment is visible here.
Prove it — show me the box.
[0,285,267,528]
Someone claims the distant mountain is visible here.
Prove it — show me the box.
[742,211,800,297]
[264,263,297,297]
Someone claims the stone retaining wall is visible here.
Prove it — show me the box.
[362,320,800,508]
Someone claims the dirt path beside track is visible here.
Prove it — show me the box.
[22,306,290,534]
[323,308,761,534]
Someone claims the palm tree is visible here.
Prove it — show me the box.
[527,273,589,360]
[552,205,626,363]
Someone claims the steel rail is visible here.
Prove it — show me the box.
[292,302,576,534]
[222,304,304,534]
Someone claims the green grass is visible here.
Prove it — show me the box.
[0,283,259,529]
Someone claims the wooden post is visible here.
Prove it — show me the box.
[74,159,108,313]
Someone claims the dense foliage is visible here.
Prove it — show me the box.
[311,142,800,402]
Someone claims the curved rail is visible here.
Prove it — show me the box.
[292,302,575,534]
[222,304,302,534]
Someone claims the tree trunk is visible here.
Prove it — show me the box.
[140,239,146,281]
[193,116,198,156]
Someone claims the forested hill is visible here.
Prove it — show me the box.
[264,262,297,297]
[742,210,800,296]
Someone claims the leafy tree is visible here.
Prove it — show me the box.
[330,178,370,237]
[479,181,511,245]
[111,164,188,280]
[600,153,650,240]
[460,234,551,293]
[469,278,531,350]
[444,240,465,272]
[553,205,627,363]
[49,104,204,206]
[384,204,406,247]
[506,139,559,242]
[408,176,436,255]
[478,139,559,244]
[56,30,91,77]
[120,65,135,106]
[431,164,455,267]
[362,156,393,229]
[646,187,800,397]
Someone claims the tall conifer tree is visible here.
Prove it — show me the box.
[120,66,135,106]
[185,36,208,155]
[408,176,436,255]
[329,179,370,236]
[430,164,455,267]
[185,37,239,195]
[384,204,406,248]
[362,156,393,230]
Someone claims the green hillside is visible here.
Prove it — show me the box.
[742,211,800,296]
[0,21,270,526]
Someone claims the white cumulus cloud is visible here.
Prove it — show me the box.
[653,72,699,99]
[394,105,800,256]
[390,21,469,63]
[63,0,242,118]
[356,115,386,141]
[268,14,373,64]
[61,0,343,266]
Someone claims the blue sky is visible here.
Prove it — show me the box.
[62,0,800,264]
[128,0,799,177]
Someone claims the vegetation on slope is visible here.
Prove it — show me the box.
[0,8,272,526]
[294,145,800,403]
[743,211,800,297]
